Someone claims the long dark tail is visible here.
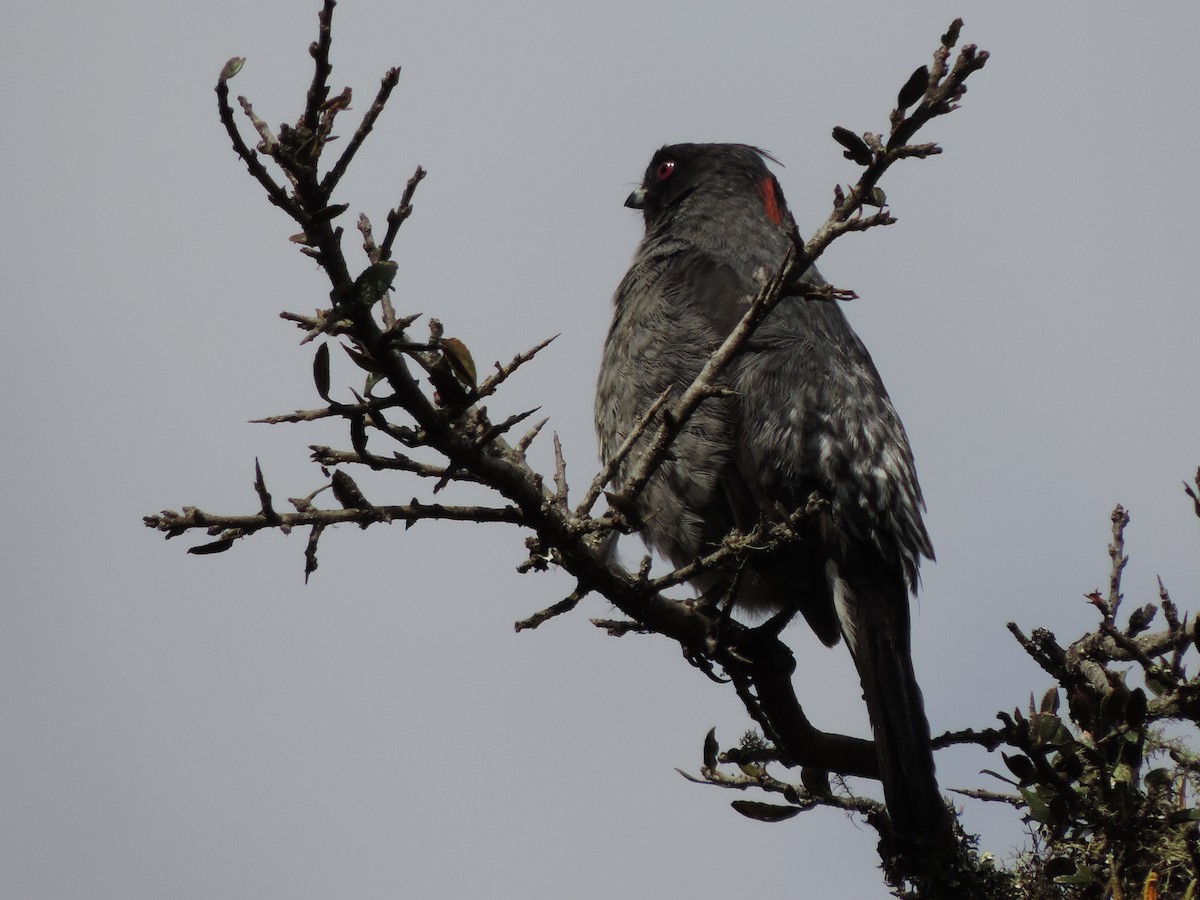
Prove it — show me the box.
[834,563,946,840]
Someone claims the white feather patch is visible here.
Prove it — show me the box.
[827,560,859,659]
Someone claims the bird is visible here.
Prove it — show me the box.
[594,142,945,839]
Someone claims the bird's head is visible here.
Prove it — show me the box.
[626,143,792,236]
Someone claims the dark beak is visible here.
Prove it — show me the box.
[624,187,646,209]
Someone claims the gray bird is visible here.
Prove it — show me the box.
[595,143,944,838]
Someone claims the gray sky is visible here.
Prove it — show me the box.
[4,1,1199,897]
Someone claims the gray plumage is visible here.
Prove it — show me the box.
[595,143,944,837]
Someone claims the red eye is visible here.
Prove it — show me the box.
[655,160,675,181]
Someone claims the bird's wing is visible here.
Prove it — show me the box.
[730,295,933,586]
[729,292,945,836]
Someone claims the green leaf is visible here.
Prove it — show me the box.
[1019,787,1055,824]
[1053,749,1084,780]
[831,126,872,166]
[730,801,801,823]
[352,260,398,308]
[219,57,245,82]
[897,65,929,110]
[703,728,718,770]
[313,342,331,401]
[188,537,236,555]
[330,469,370,510]
[309,203,350,224]
[1043,856,1077,879]
[1049,720,1074,747]
[1145,671,1173,696]
[1035,712,1062,743]
[1125,602,1156,636]
[342,344,380,374]
[1053,865,1100,886]
[1144,767,1173,790]
[1040,687,1060,714]
[1002,752,1036,784]
[440,337,477,387]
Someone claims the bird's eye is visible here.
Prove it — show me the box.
[655,160,675,181]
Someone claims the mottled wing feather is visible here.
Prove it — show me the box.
[730,292,933,590]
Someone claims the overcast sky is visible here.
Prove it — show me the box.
[4,2,1200,897]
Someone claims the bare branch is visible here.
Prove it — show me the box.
[949,787,1023,808]
[515,585,589,632]
[322,67,401,194]
[310,445,486,483]
[476,407,541,448]
[590,618,653,637]
[648,500,821,592]
[932,726,1007,751]
[552,432,569,507]
[253,459,281,524]
[215,72,298,217]
[304,523,323,582]
[473,334,560,402]
[378,166,427,263]
[144,499,522,542]
[251,395,404,425]
[302,0,336,134]
[1107,504,1131,624]
[682,758,885,819]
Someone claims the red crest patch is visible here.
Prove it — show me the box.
[757,176,783,225]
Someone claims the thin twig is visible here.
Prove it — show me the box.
[144,500,522,540]
[933,726,1007,752]
[1107,504,1131,624]
[949,787,1024,807]
[215,76,297,216]
[515,417,550,457]
[302,0,336,134]
[309,445,486,483]
[476,407,541,448]
[473,334,560,402]
[322,67,401,194]
[552,433,569,507]
[378,166,427,262]
[515,586,589,632]
[253,458,281,524]
[251,395,404,425]
[576,386,673,518]
[647,506,816,592]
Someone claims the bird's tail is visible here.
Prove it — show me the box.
[832,562,946,840]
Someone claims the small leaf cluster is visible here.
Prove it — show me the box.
[994,495,1200,898]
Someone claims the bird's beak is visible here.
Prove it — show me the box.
[624,187,646,209]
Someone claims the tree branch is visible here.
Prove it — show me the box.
[151,13,1003,894]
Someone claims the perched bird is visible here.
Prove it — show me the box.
[595,143,944,838]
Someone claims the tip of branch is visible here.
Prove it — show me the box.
[219,57,246,83]
[942,18,964,48]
